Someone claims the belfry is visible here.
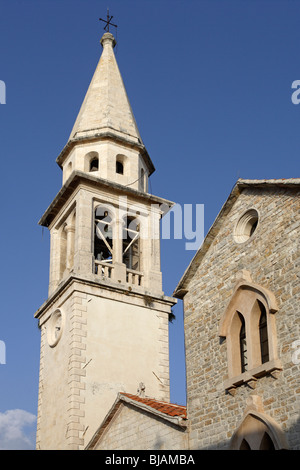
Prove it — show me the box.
[34,29,176,450]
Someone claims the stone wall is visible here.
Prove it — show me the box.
[95,402,188,450]
[183,186,300,449]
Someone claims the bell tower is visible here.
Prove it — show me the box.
[34,30,176,450]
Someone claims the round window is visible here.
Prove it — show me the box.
[234,209,259,243]
[47,309,64,347]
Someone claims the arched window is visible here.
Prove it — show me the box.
[116,160,124,175]
[90,158,99,172]
[259,302,269,364]
[238,313,248,373]
[230,411,288,450]
[239,439,251,450]
[219,273,281,391]
[259,432,275,450]
[122,215,140,271]
[94,206,113,270]
[84,151,99,173]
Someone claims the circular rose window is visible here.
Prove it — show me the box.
[47,309,64,347]
[234,209,259,243]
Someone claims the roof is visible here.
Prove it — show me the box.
[173,178,300,299]
[120,393,187,419]
[69,32,142,146]
[86,392,187,450]
[57,32,155,175]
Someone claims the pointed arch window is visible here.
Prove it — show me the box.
[230,411,288,450]
[219,274,282,391]
[259,302,269,364]
[259,432,275,450]
[239,439,251,450]
[238,313,248,373]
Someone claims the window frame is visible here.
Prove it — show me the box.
[219,274,282,393]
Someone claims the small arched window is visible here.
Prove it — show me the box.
[116,160,124,175]
[85,151,99,173]
[90,158,99,172]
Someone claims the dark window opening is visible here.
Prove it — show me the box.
[94,207,113,264]
[239,439,251,450]
[239,312,248,373]
[123,216,140,271]
[116,160,124,174]
[259,432,275,450]
[259,302,269,364]
[90,158,99,172]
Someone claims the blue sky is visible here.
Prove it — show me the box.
[0,0,299,449]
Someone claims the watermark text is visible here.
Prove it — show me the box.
[0,340,6,364]
[292,340,300,365]
[0,80,6,104]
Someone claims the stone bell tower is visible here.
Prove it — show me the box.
[34,31,176,450]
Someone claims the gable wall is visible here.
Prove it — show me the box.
[94,402,188,450]
[183,186,300,449]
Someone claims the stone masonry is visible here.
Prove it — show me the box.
[175,180,300,449]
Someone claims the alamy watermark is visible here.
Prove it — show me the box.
[0,340,6,364]
[291,80,300,104]
[94,197,204,251]
[0,80,6,104]
[292,340,300,365]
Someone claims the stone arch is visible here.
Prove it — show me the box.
[219,274,278,339]
[220,272,281,389]
[230,410,288,450]
[84,151,99,173]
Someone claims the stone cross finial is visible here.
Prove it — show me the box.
[137,382,146,397]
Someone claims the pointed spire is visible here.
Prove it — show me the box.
[69,32,143,147]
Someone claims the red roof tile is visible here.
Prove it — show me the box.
[120,393,187,419]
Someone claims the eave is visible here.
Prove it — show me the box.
[38,170,174,228]
[56,131,155,176]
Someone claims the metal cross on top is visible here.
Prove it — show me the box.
[99,8,118,33]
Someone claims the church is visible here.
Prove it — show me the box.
[34,27,300,450]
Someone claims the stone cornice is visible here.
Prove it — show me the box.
[34,272,176,323]
[56,131,155,176]
[38,170,174,228]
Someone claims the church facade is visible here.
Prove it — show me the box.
[174,178,300,450]
[34,30,300,450]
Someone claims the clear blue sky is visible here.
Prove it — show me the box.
[0,0,299,449]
